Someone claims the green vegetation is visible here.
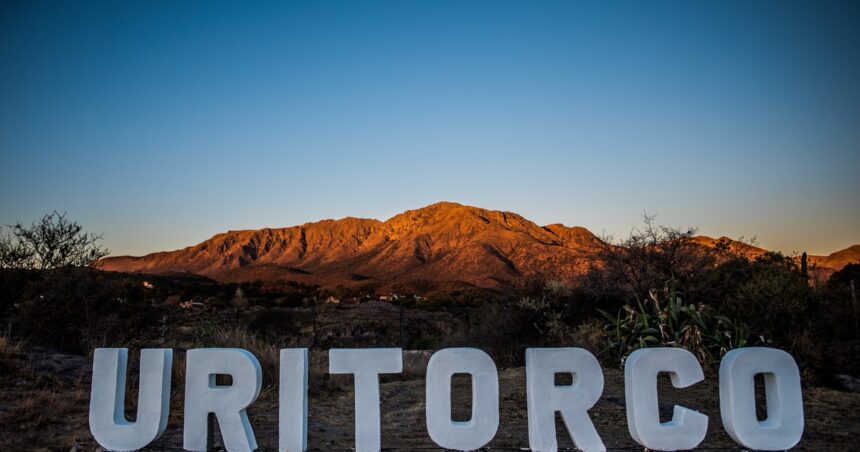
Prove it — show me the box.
[599,285,756,368]
[520,216,858,381]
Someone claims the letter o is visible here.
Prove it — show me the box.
[425,348,499,450]
[719,347,804,450]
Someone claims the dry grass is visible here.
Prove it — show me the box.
[2,352,860,450]
[0,334,26,377]
[571,318,607,356]
[2,386,84,427]
[0,384,90,450]
[202,326,282,388]
[0,334,24,356]
[182,326,280,387]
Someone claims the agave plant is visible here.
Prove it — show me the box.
[599,281,762,368]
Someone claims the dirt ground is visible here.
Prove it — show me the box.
[1,349,859,451]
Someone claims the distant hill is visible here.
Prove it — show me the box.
[809,244,860,278]
[98,202,859,289]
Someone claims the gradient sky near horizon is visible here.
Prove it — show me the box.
[1,0,859,256]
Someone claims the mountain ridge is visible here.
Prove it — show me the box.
[98,202,859,288]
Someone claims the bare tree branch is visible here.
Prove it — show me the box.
[0,211,108,269]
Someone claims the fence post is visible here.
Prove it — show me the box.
[851,279,858,338]
[311,297,319,348]
[399,301,404,348]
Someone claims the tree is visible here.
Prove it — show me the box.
[0,211,108,269]
[0,230,31,269]
[580,213,719,307]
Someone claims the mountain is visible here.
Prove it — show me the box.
[99,202,607,289]
[690,236,860,278]
[98,202,860,289]
[691,235,768,259]
[809,245,860,277]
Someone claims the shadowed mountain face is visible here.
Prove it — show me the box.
[98,202,859,288]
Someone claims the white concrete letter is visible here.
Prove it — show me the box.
[183,348,262,451]
[425,347,499,451]
[526,348,605,452]
[280,348,308,452]
[89,348,172,451]
[329,348,403,452]
[625,348,708,451]
[719,347,804,450]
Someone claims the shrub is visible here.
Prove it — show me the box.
[570,319,607,356]
[581,214,720,309]
[517,280,576,344]
[247,308,301,341]
[0,211,108,270]
[717,252,814,351]
[13,268,163,354]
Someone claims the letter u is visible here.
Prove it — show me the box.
[89,348,172,451]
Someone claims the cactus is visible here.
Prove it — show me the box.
[801,252,808,280]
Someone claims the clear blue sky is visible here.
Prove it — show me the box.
[1,0,858,256]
